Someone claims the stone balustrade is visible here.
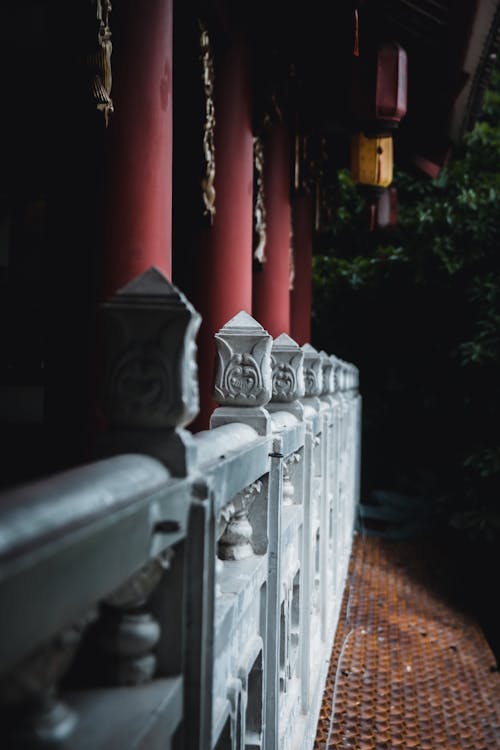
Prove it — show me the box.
[0,269,361,750]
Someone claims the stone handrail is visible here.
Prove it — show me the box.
[0,269,361,750]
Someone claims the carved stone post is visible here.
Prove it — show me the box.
[100,267,201,476]
[269,333,305,417]
[268,334,305,506]
[98,274,194,686]
[211,311,273,435]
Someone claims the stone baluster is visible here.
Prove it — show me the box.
[0,612,95,748]
[94,550,172,685]
[100,267,201,477]
[218,481,263,560]
[282,453,301,505]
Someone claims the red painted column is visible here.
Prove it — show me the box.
[290,193,313,345]
[252,123,292,338]
[194,37,254,429]
[101,0,173,296]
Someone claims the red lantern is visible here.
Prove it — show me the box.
[352,42,408,132]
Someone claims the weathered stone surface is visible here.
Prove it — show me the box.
[270,333,305,403]
[301,344,323,397]
[319,351,335,396]
[213,311,272,408]
[101,267,201,429]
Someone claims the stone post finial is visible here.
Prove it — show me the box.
[211,311,272,434]
[100,268,201,475]
[319,351,335,396]
[301,344,323,398]
[270,334,305,403]
[102,267,201,428]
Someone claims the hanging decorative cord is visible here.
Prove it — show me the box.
[199,20,216,222]
[354,7,360,57]
[88,0,113,125]
[289,225,295,291]
[253,136,267,263]
[315,178,321,232]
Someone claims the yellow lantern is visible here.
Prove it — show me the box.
[350,132,393,188]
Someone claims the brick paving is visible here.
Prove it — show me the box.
[315,534,500,749]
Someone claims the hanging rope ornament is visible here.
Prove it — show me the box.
[253,136,267,263]
[354,7,360,57]
[289,225,295,291]
[88,0,113,125]
[199,21,216,222]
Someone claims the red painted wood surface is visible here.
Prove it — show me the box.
[101,0,173,296]
[290,193,313,346]
[193,38,254,430]
[253,123,292,339]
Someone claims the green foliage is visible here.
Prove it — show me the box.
[313,63,500,540]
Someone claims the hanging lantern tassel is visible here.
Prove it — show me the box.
[354,8,360,57]
[87,0,114,125]
[376,145,382,185]
[289,226,295,291]
[369,203,376,232]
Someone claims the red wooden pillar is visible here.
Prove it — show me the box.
[101,0,173,296]
[290,193,313,345]
[194,37,254,429]
[252,123,292,338]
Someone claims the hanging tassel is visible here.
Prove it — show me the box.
[354,8,360,57]
[376,146,382,185]
[369,203,376,232]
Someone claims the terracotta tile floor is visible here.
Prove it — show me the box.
[315,534,500,749]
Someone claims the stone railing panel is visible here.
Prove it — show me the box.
[0,278,362,750]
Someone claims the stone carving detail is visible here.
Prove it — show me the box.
[0,611,95,747]
[271,333,305,403]
[213,312,272,407]
[224,353,263,400]
[319,351,335,395]
[283,453,300,505]
[218,481,262,560]
[301,344,323,398]
[95,551,172,685]
[101,268,201,429]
